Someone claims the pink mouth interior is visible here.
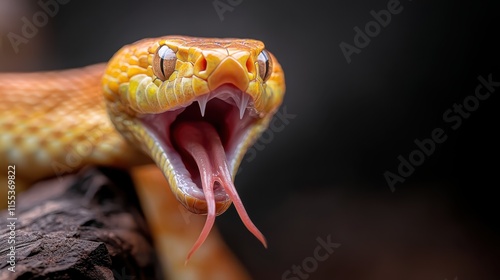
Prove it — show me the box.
[173,121,267,262]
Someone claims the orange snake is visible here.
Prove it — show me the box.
[0,36,285,275]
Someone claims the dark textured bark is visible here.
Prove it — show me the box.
[0,167,160,280]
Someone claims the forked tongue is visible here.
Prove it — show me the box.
[173,121,267,263]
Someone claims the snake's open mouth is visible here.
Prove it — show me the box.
[139,85,257,203]
[138,84,266,260]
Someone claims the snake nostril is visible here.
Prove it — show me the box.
[195,56,207,73]
[246,57,254,74]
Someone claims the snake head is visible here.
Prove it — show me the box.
[102,36,285,260]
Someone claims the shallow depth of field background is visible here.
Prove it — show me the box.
[1,0,499,279]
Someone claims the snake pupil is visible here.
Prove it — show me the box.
[160,57,166,78]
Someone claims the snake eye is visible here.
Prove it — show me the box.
[257,49,273,82]
[153,45,177,81]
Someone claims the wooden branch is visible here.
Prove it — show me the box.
[0,167,160,280]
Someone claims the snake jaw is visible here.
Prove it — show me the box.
[138,85,261,208]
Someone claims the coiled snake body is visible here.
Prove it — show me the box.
[0,36,285,276]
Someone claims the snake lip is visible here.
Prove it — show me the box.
[138,84,259,208]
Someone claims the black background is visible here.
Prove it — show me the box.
[1,0,499,279]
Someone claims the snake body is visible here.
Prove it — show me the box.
[0,36,285,263]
